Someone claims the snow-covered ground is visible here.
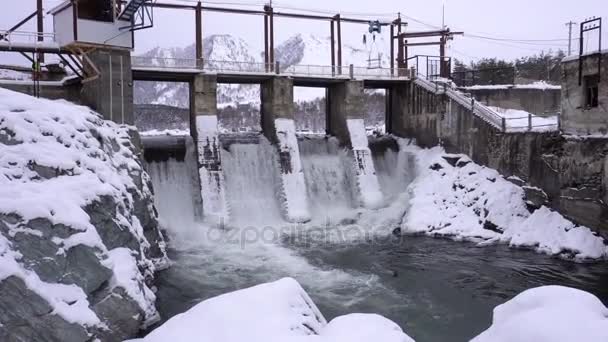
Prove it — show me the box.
[140,128,190,136]
[400,140,607,261]
[0,69,31,81]
[463,81,561,90]
[127,277,414,342]
[489,106,559,132]
[472,285,608,342]
[131,276,607,342]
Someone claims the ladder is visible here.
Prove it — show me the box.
[117,0,147,21]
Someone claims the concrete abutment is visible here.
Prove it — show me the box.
[190,74,228,221]
[261,77,311,222]
[327,80,383,209]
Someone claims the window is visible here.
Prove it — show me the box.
[584,74,599,109]
[77,0,114,22]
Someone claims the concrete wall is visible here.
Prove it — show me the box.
[561,53,608,135]
[0,81,82,104]
[82,49,134,125]
[260,77,294,142]
[260,77,311,222]
[327,80,383,209]
[190,74,227,221]
[464,87,561,117]
[396,81,608,236]
[389,81,444,147]
[327,81,365,146]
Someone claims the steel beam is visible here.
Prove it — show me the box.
[336,14,342,74]
[195,2,203,65]
[330,20,335,73]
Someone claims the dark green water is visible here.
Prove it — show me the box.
[153,234,608,342]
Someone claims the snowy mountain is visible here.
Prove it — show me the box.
[134,33,390,108]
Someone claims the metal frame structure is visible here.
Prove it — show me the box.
[578,17,602,85]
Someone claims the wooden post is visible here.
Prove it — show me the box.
[195,1,203,68]
[501,117,507,132]
[528,113,532,131]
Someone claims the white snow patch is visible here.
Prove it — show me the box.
[489,107,558,132]
[0,232,102,327]
[464,81,561,90]
[140,128,189,137]
[471,285,608,342]
[106,248,159,323]
[126,278,415,342]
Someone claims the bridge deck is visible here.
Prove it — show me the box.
[132,66,411,88]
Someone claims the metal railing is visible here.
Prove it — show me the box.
[131,56,413,80]
[0,30,56,44]
[413,74,559,133]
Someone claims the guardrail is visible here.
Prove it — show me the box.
[413,74,559,133]
[0,30,56,44]
[131,56,413,80]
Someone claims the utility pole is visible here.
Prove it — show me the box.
[37,0,44,63]
[565,21,577,56]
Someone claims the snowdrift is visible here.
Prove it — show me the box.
[0,88,168,341]
[128,277,414,342]
[400,142,608,260]
[472,285,608,342]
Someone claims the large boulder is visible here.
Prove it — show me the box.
[0,89,168,341]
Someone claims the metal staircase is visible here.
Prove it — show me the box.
[118,0,148,22]
[117,0,155,32]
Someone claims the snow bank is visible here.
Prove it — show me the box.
[472,286,608,342]
[0,88,167,337]
[489,106,558,132]
[400,142,608,260]
[322,314,414,342]
[140,128,189,136]
[128,278,415,342]
[464,81,561,90]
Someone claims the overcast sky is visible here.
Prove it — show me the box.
[1,0,606,66]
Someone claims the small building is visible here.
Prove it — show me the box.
[561,51,608,136]
[48,0,150,124]
[49,0,140,50]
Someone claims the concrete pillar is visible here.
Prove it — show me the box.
[81,49,133,124]
[261,76,311,223]
[191,74,228,221]
[388,84,409,138]
[327,80,383,209]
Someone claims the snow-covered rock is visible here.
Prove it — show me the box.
[400,141,608,260]
[128,278,414,342]
[471,286,608,342]
[0,88,168,341]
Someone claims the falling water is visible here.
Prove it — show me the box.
[298,135,357,221]
[220,134,285,226]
